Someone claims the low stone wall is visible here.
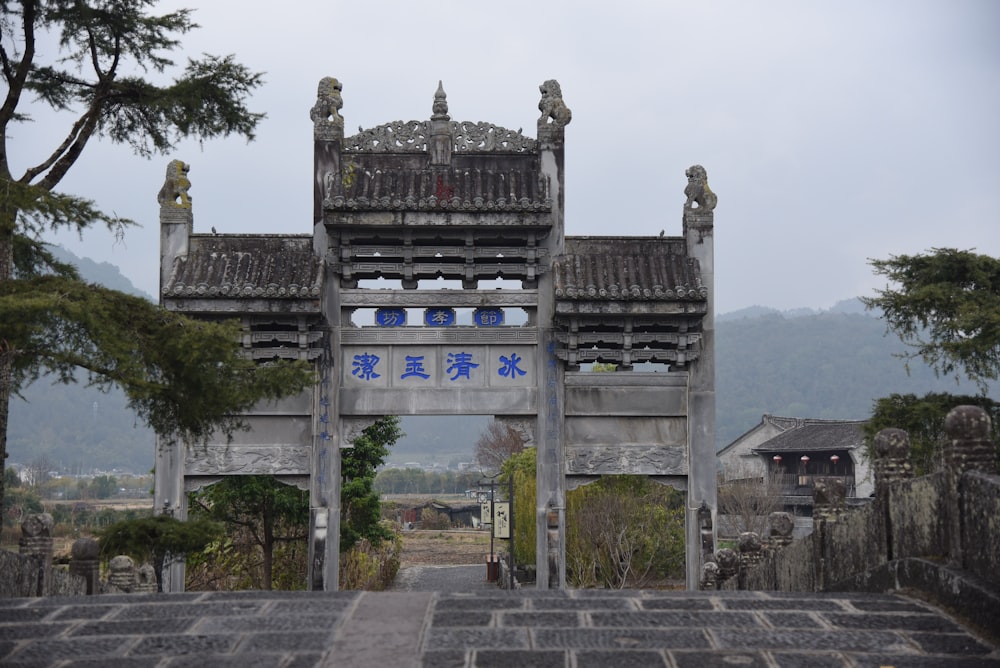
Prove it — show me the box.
[709,406,1000,634]
[962,471,1000,584]
[1,514,155,599]
[0,549,86,598]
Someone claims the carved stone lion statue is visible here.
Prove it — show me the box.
[310,76,344,127]
[538,79,572,130]
[157,159,191,208]
[684,164,717,212]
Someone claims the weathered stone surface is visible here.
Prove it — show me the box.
[184,444,312,476]
[564,444,687,476]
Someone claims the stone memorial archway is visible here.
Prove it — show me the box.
[156,78,717,591]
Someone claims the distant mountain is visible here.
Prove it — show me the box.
[715,303,988,447]
[8,250,990,472]
[49,246,154,300]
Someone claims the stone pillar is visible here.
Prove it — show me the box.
[153,438,187,592]
[310,75,345,591]
[535,80,569,589]
[19,513,54,596]
[942,405,996,568]
[156,162,194,593]
[683,165,717,589]
[873,428,913,508]
[69,538,100,595]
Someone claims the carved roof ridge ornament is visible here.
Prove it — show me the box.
[342,80,541,153]
[432,80,449,121]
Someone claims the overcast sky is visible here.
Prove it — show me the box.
[12,0,1000,314]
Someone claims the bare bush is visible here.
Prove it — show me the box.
[718,463,785,537]
[475,421,525,474]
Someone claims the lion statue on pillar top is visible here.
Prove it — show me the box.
[538,79,572,132]
[684,164,717,212]
[157,160,191,209]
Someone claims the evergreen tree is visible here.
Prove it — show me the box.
[863,248,1000,391]
[341,416,402,551]
[0,1,312,511]
[189,476,309,590]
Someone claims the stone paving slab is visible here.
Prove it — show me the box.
[0,590,996,667]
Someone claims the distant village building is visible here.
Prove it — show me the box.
[718,415,872,532]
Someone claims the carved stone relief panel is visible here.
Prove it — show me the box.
[341,417,380,447]
[496,416,536,448]
[184,445,311,476]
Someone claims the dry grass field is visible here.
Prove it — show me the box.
[398,530,494,567]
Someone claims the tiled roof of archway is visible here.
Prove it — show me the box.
[162,235,323,299]
[553,237,707,301]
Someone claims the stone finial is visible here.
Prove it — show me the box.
[20,513,53,539]
[311,76,345,141]
[136,563,158,593]
[109,555,137,592]
[738,532,762,554]
[537,79,572,137]
[431,80,449,121]
[767,511,794,549]
[943,405,996,475]
[684,165,717,212]
[156,160,192,209]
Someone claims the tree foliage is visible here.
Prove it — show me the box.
[96,514,221,592]
[566,476,685,589]
[864,392,1000,475]
[862,248,1000,391]
[500,447,536,568]
[341,416,403,552]
[188,476,309,590]
[0,0,310,513]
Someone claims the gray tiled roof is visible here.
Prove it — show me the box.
[553,237,706,301]
[753,421,867,453]
[162,235,323,299]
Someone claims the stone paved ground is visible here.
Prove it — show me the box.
[0,590,997,667]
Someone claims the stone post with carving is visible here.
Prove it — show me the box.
[310,76,345,591]
[942,405,996,568]
[155,160,194,592]
[535,80,570,589]
[683,165,717,589]
[19,513,54,596]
